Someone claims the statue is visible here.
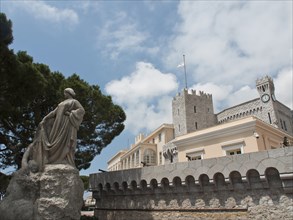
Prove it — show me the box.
[22,88,85,172]
[1,89,85,220]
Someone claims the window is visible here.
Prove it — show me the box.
[222,142,244,156]
[158,133,162,142]
[178,124,180,131]
[135,150,139,166]
[227,149,241,155]
[152,138,155,143]
[131,155,135,168]
[177,109,179,115]
[280,119,284,129]
[143,149,156,165]
[194,106,196,113]
[190,155,202,160]
[268,113,272,124]
[186,149,204,161]
[195,122,198,129]
[159,152,162,164]
[284,121,287,131]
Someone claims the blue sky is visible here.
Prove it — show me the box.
[1,0,292,176]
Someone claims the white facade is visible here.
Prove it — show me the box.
[107,124,174,171]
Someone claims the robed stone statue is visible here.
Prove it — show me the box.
[22,88,85,172]
[0,88,85,220]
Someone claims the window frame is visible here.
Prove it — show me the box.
[143,149,156,165]
[186,148,205,161]
[222,142,244,156]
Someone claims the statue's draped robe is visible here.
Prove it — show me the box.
[31,98,85,170]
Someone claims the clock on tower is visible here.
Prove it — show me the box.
[256,76,275,103]
[261,94,270,103]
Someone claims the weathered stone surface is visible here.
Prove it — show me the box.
[0,164,83,220]
[0,169,40,220]
[37,164,84,220]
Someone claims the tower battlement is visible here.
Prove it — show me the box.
[255,74,275,98]
[256,75,273,85]
[173,89,213,101]
[172,88,216,137]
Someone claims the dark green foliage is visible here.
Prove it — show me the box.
[80,175,89,191]
[0,13,126,170]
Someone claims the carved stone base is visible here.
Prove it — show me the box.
[0,164,84,220]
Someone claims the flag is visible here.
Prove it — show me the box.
[177,62,184,68]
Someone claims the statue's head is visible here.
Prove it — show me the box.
[64,88,76,98]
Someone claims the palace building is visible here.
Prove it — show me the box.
[107,75,293,171]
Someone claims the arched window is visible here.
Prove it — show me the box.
[135,150,140,166]
[131,155,135,168]
[143,149,156,165]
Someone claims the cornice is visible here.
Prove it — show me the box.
[174,119,257,147]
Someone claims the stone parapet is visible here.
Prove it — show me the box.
[90,147,293,220]
[90,147,293,189]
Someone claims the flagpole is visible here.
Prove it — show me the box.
[183,54,187,89]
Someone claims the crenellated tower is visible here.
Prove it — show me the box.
[172,89,217,137]
[256,75,293,134]
[256,75,276,102]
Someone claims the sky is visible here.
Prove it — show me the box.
[1,0,292,176]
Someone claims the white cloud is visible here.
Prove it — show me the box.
[163,1,292,113]
[274,68,293,109]
[190,82,233,112]
[165,1,292,88]
[104,1,292,135]
[13,1,79,26]
[105,62,178,133]
[96,11,159,59]
[225,85,258,109]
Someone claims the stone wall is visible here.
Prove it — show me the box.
[275,101,293,134]
[216,97,292,136]
[172,89,216,137]
[90,147,293,220]
[216,99,263,123]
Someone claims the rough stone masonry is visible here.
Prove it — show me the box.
[0,164,84,220]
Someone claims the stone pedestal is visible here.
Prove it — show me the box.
[37,164,84,220]
[0,164,84,220]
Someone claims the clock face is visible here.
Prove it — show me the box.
[261,94,270,103]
